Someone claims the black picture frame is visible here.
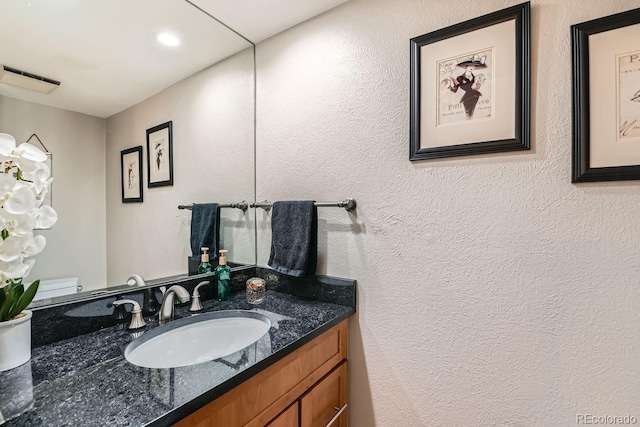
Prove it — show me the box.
[410,2,530,161]
[571,7,640,183]
[146,121,174,187]
[121,146,143,203]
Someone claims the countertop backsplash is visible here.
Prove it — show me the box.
[30,266,354,348]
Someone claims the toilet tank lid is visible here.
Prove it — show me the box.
[39,277,79,291]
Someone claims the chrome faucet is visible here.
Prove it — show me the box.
[158,285,190,323]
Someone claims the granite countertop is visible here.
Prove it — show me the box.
[1,289,354,426]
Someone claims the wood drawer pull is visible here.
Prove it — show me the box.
[325,404,347,427]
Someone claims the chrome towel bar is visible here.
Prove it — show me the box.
[250,198,356,212]
[178,201,249,212]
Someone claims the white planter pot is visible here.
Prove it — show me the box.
[0,310,32,372]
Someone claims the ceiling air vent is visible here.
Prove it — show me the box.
[0,65,60,94]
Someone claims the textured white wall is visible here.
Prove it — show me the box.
[106,48,255,287]
[0,95,107,291]
[255,0,640,425]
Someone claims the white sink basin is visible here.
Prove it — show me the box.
[124,311,271,369]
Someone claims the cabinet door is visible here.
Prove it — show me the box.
[300,361,348,427]
[267,402,299,427]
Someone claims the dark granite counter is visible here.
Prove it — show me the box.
[0,271,355,427]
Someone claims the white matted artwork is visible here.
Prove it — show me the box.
[572,8,640,182]
[616,50,640,141]
[410,2,530,161]
[121,146,143,203]
[437,48,494,126]
[146,121,173,187]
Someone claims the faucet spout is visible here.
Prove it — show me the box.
[127,275,146,287]
[159,285,190,323]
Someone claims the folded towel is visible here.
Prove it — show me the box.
[268,200,317,278]
[190,203,220,261]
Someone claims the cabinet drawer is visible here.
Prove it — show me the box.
[300,361,348,427]
[267,402,299,427]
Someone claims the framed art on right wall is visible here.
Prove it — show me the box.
[409,2,530,161]
[572,7,640,182]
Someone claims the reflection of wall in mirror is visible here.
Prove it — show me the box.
[0,95,107,291]
[105,48,256,287]
[0,48,255,293]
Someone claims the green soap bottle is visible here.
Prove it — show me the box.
[215,249,231,300]
[198,247,212,274]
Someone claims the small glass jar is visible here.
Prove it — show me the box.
[246,277,266,305]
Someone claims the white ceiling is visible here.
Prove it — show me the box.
[190,0,349,44]
[0,0,349,118]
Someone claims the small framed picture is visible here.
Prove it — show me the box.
[571,7,640,182]
[25,133,53,209]
[121,146,143,203]
[146,121,173,187]
[410,2,530,160]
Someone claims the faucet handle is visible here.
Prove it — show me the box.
[189,281,210,312]
[112,299,146,330]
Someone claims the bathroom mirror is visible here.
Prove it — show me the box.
[0,0,256,301]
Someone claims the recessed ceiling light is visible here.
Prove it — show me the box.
[155,32,180,47]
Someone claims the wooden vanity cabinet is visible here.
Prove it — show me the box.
[174,319,348,427]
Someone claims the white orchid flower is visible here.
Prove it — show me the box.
[16,143,46,162]
[0,134,17,159]
[34,177,53,208]
[0,173,16,196]
[21,161,51,193]
[0,133,48,165]
[34,205,57,229]
[1,181,37,215]
[0,258,32,280]
[11,157,39,177]
[0,236,22,262]
[0,209,35,237]
[0,133,56,292]
[19,234,46,258]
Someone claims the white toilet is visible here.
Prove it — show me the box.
[32,278,80,301]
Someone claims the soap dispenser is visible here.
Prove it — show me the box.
[198,247,212,274]
[214,249,231,300]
